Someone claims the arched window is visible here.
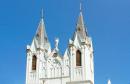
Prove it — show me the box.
[76,50,82,66]
[32,55,37,70]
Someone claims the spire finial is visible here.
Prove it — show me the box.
[80,0,82,12]
[41,8,43,18]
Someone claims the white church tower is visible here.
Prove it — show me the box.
[26,10,51,84]
[67,3,94,84]
[25,3,94,84]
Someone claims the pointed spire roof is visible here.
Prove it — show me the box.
[77,2,85,28]
[30,9,51,51]
[35,17,48,45]
[72,2,88,41]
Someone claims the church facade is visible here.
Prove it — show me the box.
[25,5,94,84]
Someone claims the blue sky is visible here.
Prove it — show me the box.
[0,0,130,84]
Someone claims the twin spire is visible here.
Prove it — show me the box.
[31,2,87,51]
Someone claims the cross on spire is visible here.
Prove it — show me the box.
[80,0,82,12]
[41,8,43,18]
